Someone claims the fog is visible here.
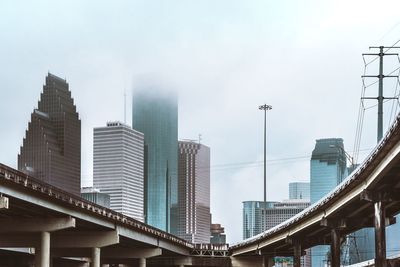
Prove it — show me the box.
[1,0,400,242]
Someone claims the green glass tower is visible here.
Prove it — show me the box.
[132,86,178,233]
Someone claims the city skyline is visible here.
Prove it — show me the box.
[2,0,400,243]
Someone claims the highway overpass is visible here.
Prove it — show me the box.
[2,115,400,267]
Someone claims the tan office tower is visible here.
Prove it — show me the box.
[178,141,210,244]
[18,73,81,195]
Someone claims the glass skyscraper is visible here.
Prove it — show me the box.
[310,138,347,267]
[289,182,310,200]
[243,201,273,239]
[132,85,178,233]
[243,200,309,239]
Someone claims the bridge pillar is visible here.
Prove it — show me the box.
[264,256,274,267]
[91,247,100,267]
[331,228,340,267]
[374,201,387,267]
[293,243,301,267]
[139,258,146,267]
[35,231,50,267]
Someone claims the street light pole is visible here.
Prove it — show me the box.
[259,104,272,231]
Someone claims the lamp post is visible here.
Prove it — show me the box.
[259,104,272,231]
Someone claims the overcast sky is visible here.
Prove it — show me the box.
[1,0,400,243]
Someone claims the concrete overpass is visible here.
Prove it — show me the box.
[0,163,193,267]
[230,115,400,267]
[2,114,400,266]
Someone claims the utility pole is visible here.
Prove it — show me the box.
[259,104,272,231]
[362,46,399,143]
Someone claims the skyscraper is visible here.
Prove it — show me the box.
[310,138,347,267]
[177,141,211,244]
[132,85,178,232]
[93,122,144,221]
[18,73,81,195]
[242,201,276,239]
[289,182,310,200]
[210,223,226,245]
[265,200,310,230]
[242,200,310,240]
[81,187,111,208]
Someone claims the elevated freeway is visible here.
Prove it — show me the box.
[230,114,400,267]
[2,114,400,267]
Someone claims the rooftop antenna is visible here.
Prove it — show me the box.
[198,134,202,144]
[124,88,127,124]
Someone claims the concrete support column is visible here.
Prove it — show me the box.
[330,228,340,267]
[91,247,100,267]
[264,256,274,267]
[139,258,146,267]
[374,201,387,267]
[35,231,50,267]
[293,243,301,267]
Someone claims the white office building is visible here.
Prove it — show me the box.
[93,122,144,222]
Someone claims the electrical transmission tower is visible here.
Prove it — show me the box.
[362,46,400,142]
[350,45,400,264]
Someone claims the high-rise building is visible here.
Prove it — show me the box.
[177,141,210,244]
[243,201,276,240]
[243,199,310,267]
[81,187,110,208]
[93,122,144,221]
[210,223,226,245]
[310,138,347,267]
[132,86,178,232]
[243,200,310,237]
[289,182,310,200]
[18,73,81,195]
[265,200,310,230]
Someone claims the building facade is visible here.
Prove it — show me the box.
[265,200,310,230]
[289,182,310,200]
[81,187,110,208]
[243,199,310,267]
[132,86,178,232]
[18,73,81,195]
[243,201,276,240]
[210,223,226,245]
[310,138,347,267]
[177,141,211,244]
[93,122,144,221]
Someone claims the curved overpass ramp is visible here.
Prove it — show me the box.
[230,115,400,267]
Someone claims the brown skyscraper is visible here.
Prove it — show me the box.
[18,73,81,195]
[178,141,210,244]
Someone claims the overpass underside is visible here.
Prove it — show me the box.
[3,119,400,267]
[230,115,400,267]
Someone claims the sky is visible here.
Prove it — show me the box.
[1,0,400,243]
